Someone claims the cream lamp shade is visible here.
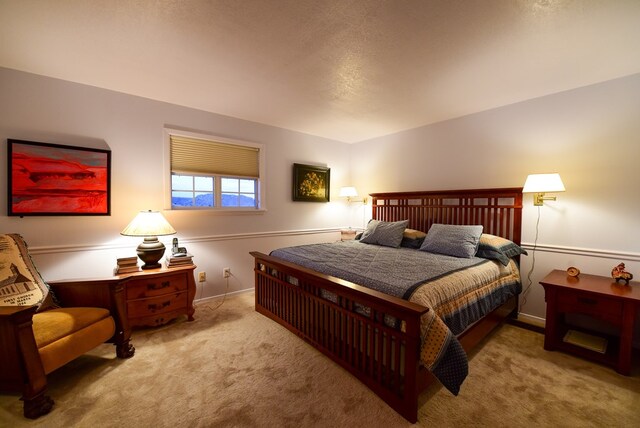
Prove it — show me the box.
[121,210,176,269]
[339,186,367,204]
[522,173,565,206]
[339,186,358,198]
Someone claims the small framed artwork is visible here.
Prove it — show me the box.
[292,163,330,202]
[7,139,111,216]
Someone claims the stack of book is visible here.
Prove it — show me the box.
[114,256,141,275]
[165,253,194,268]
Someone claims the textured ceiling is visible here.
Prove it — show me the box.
[1,0,640,143]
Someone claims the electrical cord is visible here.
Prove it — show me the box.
[521,205,541,308]
[206,274,231,312]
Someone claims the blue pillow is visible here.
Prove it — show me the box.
[360,219,409,248]
[476,234,528,265]
[419,224,483,258]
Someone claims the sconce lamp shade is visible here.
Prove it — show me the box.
[339,186,359,198]
[339,186,368,204]
[523,173,565,206]
[523,173,565,193]
[121,210,176,269]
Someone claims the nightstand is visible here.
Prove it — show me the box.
[340,229,357,241]
[115,264,197,330]
[540,269,640,375]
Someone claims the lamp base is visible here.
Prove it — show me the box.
[136,236,166,269]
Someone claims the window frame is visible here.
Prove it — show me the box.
[164,128,266,212]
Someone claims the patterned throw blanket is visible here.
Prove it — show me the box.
[270,240,522,394]
[0,234,57,310]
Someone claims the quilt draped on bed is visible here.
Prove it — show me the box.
[269,240,522,395]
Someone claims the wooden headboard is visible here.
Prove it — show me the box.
[369,188,523,244]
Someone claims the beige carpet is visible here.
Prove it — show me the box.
[1,292,639,427]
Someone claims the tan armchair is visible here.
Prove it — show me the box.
[0,234,134,418]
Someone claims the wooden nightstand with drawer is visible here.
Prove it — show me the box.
[540,269,640,375]
[118,264,196,329]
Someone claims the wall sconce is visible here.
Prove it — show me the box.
[522,173,565,206]
[339,186,368,204]
[121,210,176,269]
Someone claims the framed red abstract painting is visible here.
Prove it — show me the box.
[7,139,111,216]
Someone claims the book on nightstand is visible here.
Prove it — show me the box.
[165,253,194,268]
[114,256,141,275]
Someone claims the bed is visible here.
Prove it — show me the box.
[250,188,523,422]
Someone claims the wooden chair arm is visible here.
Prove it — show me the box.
[0,305,39,318]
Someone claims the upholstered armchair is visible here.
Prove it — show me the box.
[0,234,135,418]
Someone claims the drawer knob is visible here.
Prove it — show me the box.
[148,281,171,291]
[148,301,171,311]
[577,297,597,305]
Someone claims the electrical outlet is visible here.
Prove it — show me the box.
[198,272,206,282]
[223,267,231,278]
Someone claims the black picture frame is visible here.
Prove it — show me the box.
[7,139,111,216]
[292,163,330,202]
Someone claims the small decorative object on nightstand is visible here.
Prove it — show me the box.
[540,269,640,375]
[567,266,580,277]
[611,262,633,285]
[341,229,357,241]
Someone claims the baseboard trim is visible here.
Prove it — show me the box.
[510,313,545,334]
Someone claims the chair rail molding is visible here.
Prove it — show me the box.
[521,243,640,263]
[28,228,343,256]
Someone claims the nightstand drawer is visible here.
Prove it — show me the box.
[556,289,622,320]
[127,292,188,318]
[125,273,188,299]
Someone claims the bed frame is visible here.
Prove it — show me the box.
[251,188,523,422]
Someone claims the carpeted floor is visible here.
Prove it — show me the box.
[1,291,639,427]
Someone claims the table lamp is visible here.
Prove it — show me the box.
[121,210,176,269]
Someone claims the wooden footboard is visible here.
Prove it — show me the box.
[251,251,429,423]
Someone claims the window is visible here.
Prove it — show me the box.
[165,130,265,210]
[221,177,257,207]
[171,175,214,207]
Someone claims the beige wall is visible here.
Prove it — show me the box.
[2,67,639,328]
[0,67,351,299]
[350,73,640,323]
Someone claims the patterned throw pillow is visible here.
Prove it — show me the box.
[0,234,58,311]
[403,228,427,240]
[476,233,528,265]
[400,228,427,249]
[360,219,409,248]
[419,224,483,258]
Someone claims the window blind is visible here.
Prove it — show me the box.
[170,135,259,178]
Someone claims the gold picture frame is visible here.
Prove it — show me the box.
[292,163,330,202]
